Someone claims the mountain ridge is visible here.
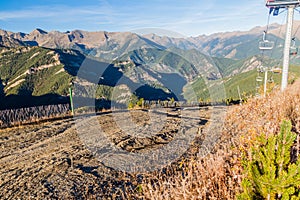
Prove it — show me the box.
[2,21,300,60]
[1,22,299,109]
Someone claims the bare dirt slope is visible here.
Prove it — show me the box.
[0,107,225,199]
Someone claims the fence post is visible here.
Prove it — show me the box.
[69,87,74,116]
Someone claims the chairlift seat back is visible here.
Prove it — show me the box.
[259,40,274,50]
[256,77,263,82]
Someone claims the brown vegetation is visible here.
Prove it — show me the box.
[140,80,300,199]
[1,80,300,199]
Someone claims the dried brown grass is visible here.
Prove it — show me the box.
[140,80,300,200]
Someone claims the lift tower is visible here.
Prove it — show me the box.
[266,0,300,91]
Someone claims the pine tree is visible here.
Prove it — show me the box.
[239,120,300,200]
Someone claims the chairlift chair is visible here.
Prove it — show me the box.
[290,47,298,55]
[257,65,265,72]
[259,41,275,50]
[259,31,274,50]
[290,37,298,55]
[272,67,282,73]
[256,76,263,82]
[268,76,274,83]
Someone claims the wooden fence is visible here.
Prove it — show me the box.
[0,104,70,128]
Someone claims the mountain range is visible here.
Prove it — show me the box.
[2,21,300,58]
[1,22,300,109]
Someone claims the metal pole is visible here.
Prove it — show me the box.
[281,6,294,91]
[69,87,74,115]
[237,86,242,104]
[264,68,268,97]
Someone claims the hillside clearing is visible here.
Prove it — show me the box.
[0,106,225,199]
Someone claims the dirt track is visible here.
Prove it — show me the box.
[0,107,225,199]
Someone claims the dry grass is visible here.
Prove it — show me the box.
[2,80,300,199]
[140,152,238,200]
[140,80,300,200]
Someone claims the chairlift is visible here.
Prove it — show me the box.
[259,31,274,50]
[257,65,265,72]
[256,76,263,82]
[272,67,282,73]
[290,37,298,55]
[259,41,275,50]
[268,77,274,83]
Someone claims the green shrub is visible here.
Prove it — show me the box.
[136,98,144,107]
[239,120,300,200]
[127,95,144,109]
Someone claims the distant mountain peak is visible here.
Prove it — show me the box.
[31,28,48,35]
[1,21,300,60]
[0,35,24,48]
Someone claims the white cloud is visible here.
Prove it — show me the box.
[1,0,296,36]
[0,5,111,20]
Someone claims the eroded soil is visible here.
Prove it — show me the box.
[0,107,225,199]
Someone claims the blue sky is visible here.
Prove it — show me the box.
[0,0,300,37]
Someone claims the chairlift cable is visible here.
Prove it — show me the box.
[256,6,286,96]
[271,11,287,67]
[260,10,273,59]
[290,21,300,55]
[264,1,300,91]
[295,8,300,14]
[293,23,300,37]
[256,10,273,96]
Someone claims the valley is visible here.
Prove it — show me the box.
[1,19,300,199]
[1,22,300,110]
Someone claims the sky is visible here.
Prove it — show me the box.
[1,0,300,37]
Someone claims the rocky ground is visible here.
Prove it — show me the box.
[0,106,226,199]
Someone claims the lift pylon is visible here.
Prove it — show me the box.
[265,0,300,91]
